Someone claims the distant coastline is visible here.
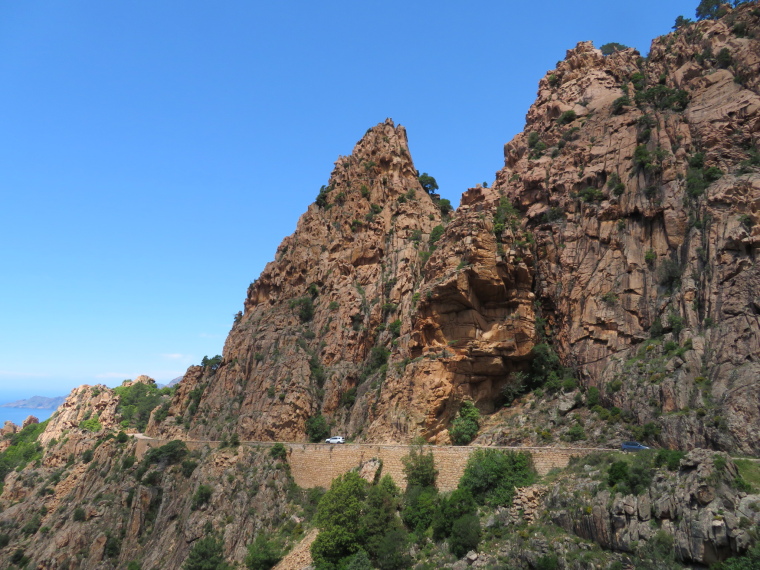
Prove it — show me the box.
[1,407,56,427]
[0,395,65,410]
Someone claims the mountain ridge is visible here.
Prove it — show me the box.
[2,3,760,567]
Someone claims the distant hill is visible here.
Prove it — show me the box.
[0,395,66,409]
[156,376,183,389]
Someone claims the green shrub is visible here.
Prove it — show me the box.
[543,207,565,222]
[696,0,730,20]
[270,443,287,461]
[450,401,480,445]
[658,259,682,291]
[104,533,121,558]
[667,312,684,335]
[632,422,662,443]
[116,431,129,443]
[345,550,374,570]
[586,387,600,407]
[359,476,402,560]
[578,187,605,202]
[374,529,412,570]
[80,414,102,432]
[289,297,315,322]
[458,449,535,507]
[535,554,559,570]
[493,196,520,238]
[401,445,437,489]
[402,485,438,533]
[73,507,86,522]
[143,470,162,486]
[144,440,188,466]
[418,173,438,194]
[716,47,732,68]
[449,513,481,558]
[200,355,222,371]
[715,543,760,569]
[654,449,686,471]
[10,549,29,566]
[21,514,41,535]
[431,488,476,540]
[82,449,94,463]
[645,249,656,265]
[114,379,167,431]
[600,42,628,56]
[245,533,281,570]
[608,173,625,196]
[311,472,368,567]
[704,166,723,182]
[309,354,327,387]
[437,198,453,217]
[689,152,705,168]
[340,387,357,408]
[183,535,232,570]
[191,484,213,510]
[611,95,630,114]
[306,415,330,443]
[557,110,577,125]
[429,225,445,245]
[566,424,586,441]
[608,461,629,487]
[316,185,330,208]
[181,460,198,478]
[562,377,577,392]
[636,85,689,111]
[630,72,646,91]
[633,145,653,171]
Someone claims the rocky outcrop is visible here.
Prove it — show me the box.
[4,6,760,568]
[0,433,298,569]
[145,5,760,453]
[146,119,454,443]
[38,384,123,447]
[546,450,760,565]
[488,5,760,454]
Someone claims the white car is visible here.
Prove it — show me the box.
[325,436,345,444]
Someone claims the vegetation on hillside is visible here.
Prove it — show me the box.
[0,420,49,494]
[114,379,174,431]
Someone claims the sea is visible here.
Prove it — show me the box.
[1,407,57,427]
[0,390,64,427]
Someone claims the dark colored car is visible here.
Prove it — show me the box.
[621,441,650,452]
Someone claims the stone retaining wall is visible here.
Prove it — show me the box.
[135,437,602,492]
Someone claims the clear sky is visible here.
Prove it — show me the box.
[0,0,698,399]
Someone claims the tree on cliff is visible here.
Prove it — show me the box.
[417,172,438,194]
[696,0,725,19]
[599,42,628,55]
[695,0,751,20]
[183,535,232,570]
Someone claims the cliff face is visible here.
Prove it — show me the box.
[0,384,299,569]
[491,9,760,454]
[3,5,760,569]
[146,5,760,452]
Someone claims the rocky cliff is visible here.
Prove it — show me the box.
[3,4,760,568]
[146,5,760,454]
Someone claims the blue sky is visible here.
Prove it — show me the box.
[0,0,698,399]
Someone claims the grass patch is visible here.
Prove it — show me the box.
[734,459,760,493]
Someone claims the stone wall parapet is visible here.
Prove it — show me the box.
[135,437,605,492]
